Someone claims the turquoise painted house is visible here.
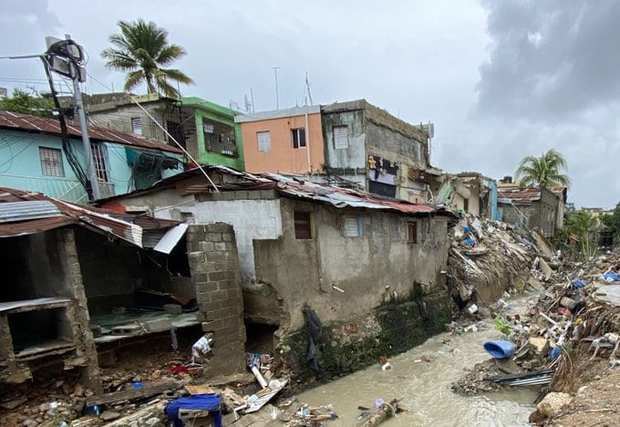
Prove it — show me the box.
[0,111,185,203]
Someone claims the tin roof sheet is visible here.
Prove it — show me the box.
[0,187,171,246]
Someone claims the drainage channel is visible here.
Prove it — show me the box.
[297,296,539,426]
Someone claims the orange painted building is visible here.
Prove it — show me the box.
[235,106,325,174]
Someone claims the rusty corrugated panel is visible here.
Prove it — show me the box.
[0,110,182,154]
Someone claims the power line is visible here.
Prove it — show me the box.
[85,71,220,193]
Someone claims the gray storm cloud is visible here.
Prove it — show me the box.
[477,0,620,120]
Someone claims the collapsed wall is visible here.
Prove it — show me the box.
[447,216,541,309]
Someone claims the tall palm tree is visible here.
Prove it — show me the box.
[102,20,193,98]
[515,149,570,189]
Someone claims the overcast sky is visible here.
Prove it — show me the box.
[1,0,618,208]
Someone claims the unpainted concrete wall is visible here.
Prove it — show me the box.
[321,109,366,176]
[253,198,450,330]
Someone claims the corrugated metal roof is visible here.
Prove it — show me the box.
[264,173,437,215]
[0,200,61,223]
[0,110,183,154]
[498,185,542,205]
[0,187,184,247]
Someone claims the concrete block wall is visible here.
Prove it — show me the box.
[57,229,101,390]
[186,224,246,376]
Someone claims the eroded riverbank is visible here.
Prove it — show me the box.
[297,295,540,426]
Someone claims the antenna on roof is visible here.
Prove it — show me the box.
[305,72,313,105]
[250,88,255,113]
[272,66,280,110]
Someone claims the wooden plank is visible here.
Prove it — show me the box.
[0,298,71,314]
[86,380,180,407]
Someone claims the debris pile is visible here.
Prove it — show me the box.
[447,215,543,311]
[454,247,620,424]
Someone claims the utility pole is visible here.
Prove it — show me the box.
[272,66,280,110]
[64,35,100,200]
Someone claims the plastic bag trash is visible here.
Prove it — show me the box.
[601,272,620,282]
[571,279,587,289]
[548,346,561,360]
[483,340,515,359]
[373,398,385,409]
[463,236,476,247]
[192,335,214,361]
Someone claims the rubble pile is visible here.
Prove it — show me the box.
[453,246,620,423]
[447,215,542,310]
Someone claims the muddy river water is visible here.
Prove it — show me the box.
[297,295,540,426]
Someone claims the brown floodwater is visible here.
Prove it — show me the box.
[297,295,540,426]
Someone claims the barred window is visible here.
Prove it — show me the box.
[39,147,64,177]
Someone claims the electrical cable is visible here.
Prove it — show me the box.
[41,56,92,199]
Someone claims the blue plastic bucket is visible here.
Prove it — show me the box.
[483,340,515,359]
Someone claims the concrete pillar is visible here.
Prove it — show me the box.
[187,224,246,376]
[57,228,101,391]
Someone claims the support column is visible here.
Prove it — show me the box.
[57,228,101,391]
[187,224,246,376]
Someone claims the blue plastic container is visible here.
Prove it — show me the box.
[483,340,515,359]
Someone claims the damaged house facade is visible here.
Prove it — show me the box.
[320,100,439,203]
[0,188,246,389]
[87,94,244,170]
[498,180,567,237]
[0,110,184,202]
[437,172,500,220]
[98,167,455,376]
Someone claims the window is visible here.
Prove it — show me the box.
[291,128,306,148]
[91,143,109,182]
[343,216,362,237]
[294,211,312,239]
[463,198,469,213]
[257,131,271,153]
[333,125,349,149]
[166,121,185,147]
[203,119,237,157]
[131,117,143,135]
[407,222,418,243]
[39,147,64,177]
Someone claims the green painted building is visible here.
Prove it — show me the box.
[181,97,244,170]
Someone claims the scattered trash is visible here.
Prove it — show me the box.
[356,398,405,426]
[601,271,620,283]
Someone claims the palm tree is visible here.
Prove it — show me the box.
[102,20,193,98]
[515,149,570,189]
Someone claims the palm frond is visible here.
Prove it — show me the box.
[156,45,186,65]
[103,20,192,96]
[160,68,194,85]
[124,70,145,92]
[101,48,137,71]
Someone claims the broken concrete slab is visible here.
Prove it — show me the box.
[592,284,620,307]
[536,392,572,418]
[528,337,549,354]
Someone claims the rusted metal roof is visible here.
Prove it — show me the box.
[0,110,183,154]
[0,187,179,247]
[98,165,448,217]
[263,173,439,215]
[498,185,542,205]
